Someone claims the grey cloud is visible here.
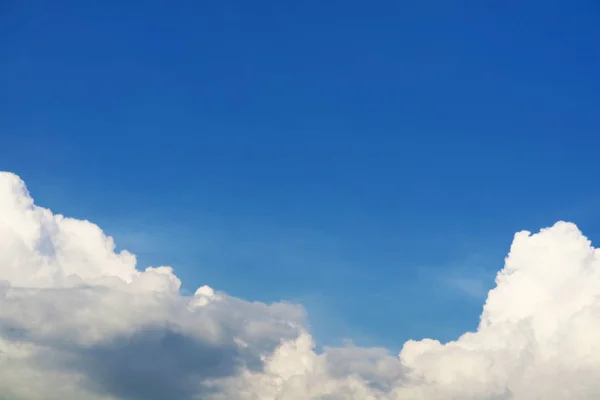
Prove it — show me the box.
[2,171,600,399]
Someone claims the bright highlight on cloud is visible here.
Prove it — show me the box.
[1,171,600,400]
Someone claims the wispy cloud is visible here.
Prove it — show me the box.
[445,276,490,299]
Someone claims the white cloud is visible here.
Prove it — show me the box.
[0,171,600,399]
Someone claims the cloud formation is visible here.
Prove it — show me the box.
[0,171,600,399]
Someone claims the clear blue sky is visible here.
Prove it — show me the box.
[1,0,599,350]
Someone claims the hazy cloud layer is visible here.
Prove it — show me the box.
[1,171,599,399]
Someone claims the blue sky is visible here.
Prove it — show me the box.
[1,0,599,350]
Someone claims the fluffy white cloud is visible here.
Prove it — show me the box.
[0,171,599,399]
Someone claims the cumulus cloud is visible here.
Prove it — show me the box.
[0,171,599,399]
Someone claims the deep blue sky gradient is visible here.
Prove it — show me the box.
[1,0,599,350]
